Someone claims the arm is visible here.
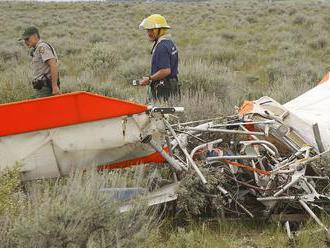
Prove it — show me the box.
[46,58,60,95]
[140,68,171,85]
[150,68,171,81]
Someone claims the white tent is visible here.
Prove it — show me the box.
[239,72,330,152]
[284,72,330,151]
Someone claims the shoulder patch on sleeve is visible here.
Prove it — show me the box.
[39,46,45,54]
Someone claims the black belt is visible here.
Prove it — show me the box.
[167,76,178,81]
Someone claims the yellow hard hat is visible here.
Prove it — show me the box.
[139,14,171,30]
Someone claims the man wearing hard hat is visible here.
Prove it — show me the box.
[138,14,180,101]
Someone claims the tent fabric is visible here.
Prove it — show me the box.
[239,72,330,152]
[284,72,330,150]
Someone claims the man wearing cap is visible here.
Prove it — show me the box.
[20,26,60,97]
[138,14,180,101]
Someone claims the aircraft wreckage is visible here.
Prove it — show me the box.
[0,72,330,240]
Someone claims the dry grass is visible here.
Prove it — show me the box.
[2,166,329,248]
[145,218,330,248]
[1,0,330,247]
[1,0,329,112]
[0,167,163,248]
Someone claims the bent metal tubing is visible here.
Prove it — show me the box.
[164,119,207,184]
[239,140,280,158]
[190,138,223,158]
[185,127,265,136]
[206,155,260,161]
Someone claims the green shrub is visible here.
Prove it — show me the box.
[265,61,288,83]
[245,15,258,23]
[176,167,224,217]
[84,42,120,75]
[293,15,306,25]
[221,31,237,40]
[309,36,328,50]
[0,166,23,217]
[1,170,160,248]
[116,56,149,82]
[167,90,227,122]
[0,44,23,62]
[88,33,104,44]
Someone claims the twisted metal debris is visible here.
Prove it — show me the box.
[143,96,330,240]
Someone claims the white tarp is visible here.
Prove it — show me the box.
[284,74,330,150]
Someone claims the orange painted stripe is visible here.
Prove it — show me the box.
[239,100,254,117]
[97,149,168,170]
[0,91,148,137]
[319,72,330,85]
[225,160,270,175]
